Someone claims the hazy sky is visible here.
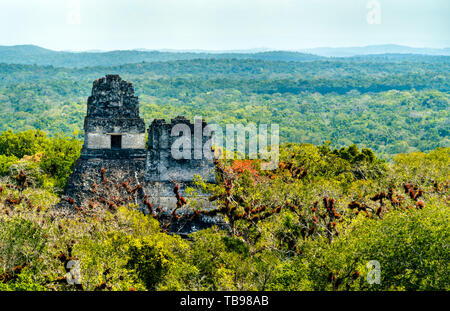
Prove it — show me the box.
[0,0,448,51]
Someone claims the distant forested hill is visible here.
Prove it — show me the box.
[1,56,449,85]
[0,52,448,158]
[0,45,322,68]
[302,44,450,57]
[2,44,450,68]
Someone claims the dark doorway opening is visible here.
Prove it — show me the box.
[111,135,122,149]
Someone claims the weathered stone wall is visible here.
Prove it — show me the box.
[85,133,145,150]
[64,157,147,207]
[146,116,215,183]
[86,75,140,118]
[122,133,146,149]
[145,116,216,209]
[85,133,111,149]
[82,74,146,159]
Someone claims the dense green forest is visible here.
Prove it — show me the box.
[0,49,448,291]
[0,53,449,158]
[0,131,448,290]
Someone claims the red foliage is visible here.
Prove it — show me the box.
[371,192,387,201]
[173,184,179,194]
[5,195,22,206]
[375,206,382,216]
[88,201,95,209]
[143,195,153,214]
[278,161,308,179]
[100,168,107,183]
[347,201,366,212]
[351,271,360,280]
[273,206,281,214]
[230,160,259,178]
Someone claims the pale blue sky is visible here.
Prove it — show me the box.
[0,0,448,51]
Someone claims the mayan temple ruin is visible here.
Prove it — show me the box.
[63,75,217,233]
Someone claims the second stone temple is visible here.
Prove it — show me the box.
[64,75,216,216]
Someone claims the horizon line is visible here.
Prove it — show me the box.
[1,43,449,54]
